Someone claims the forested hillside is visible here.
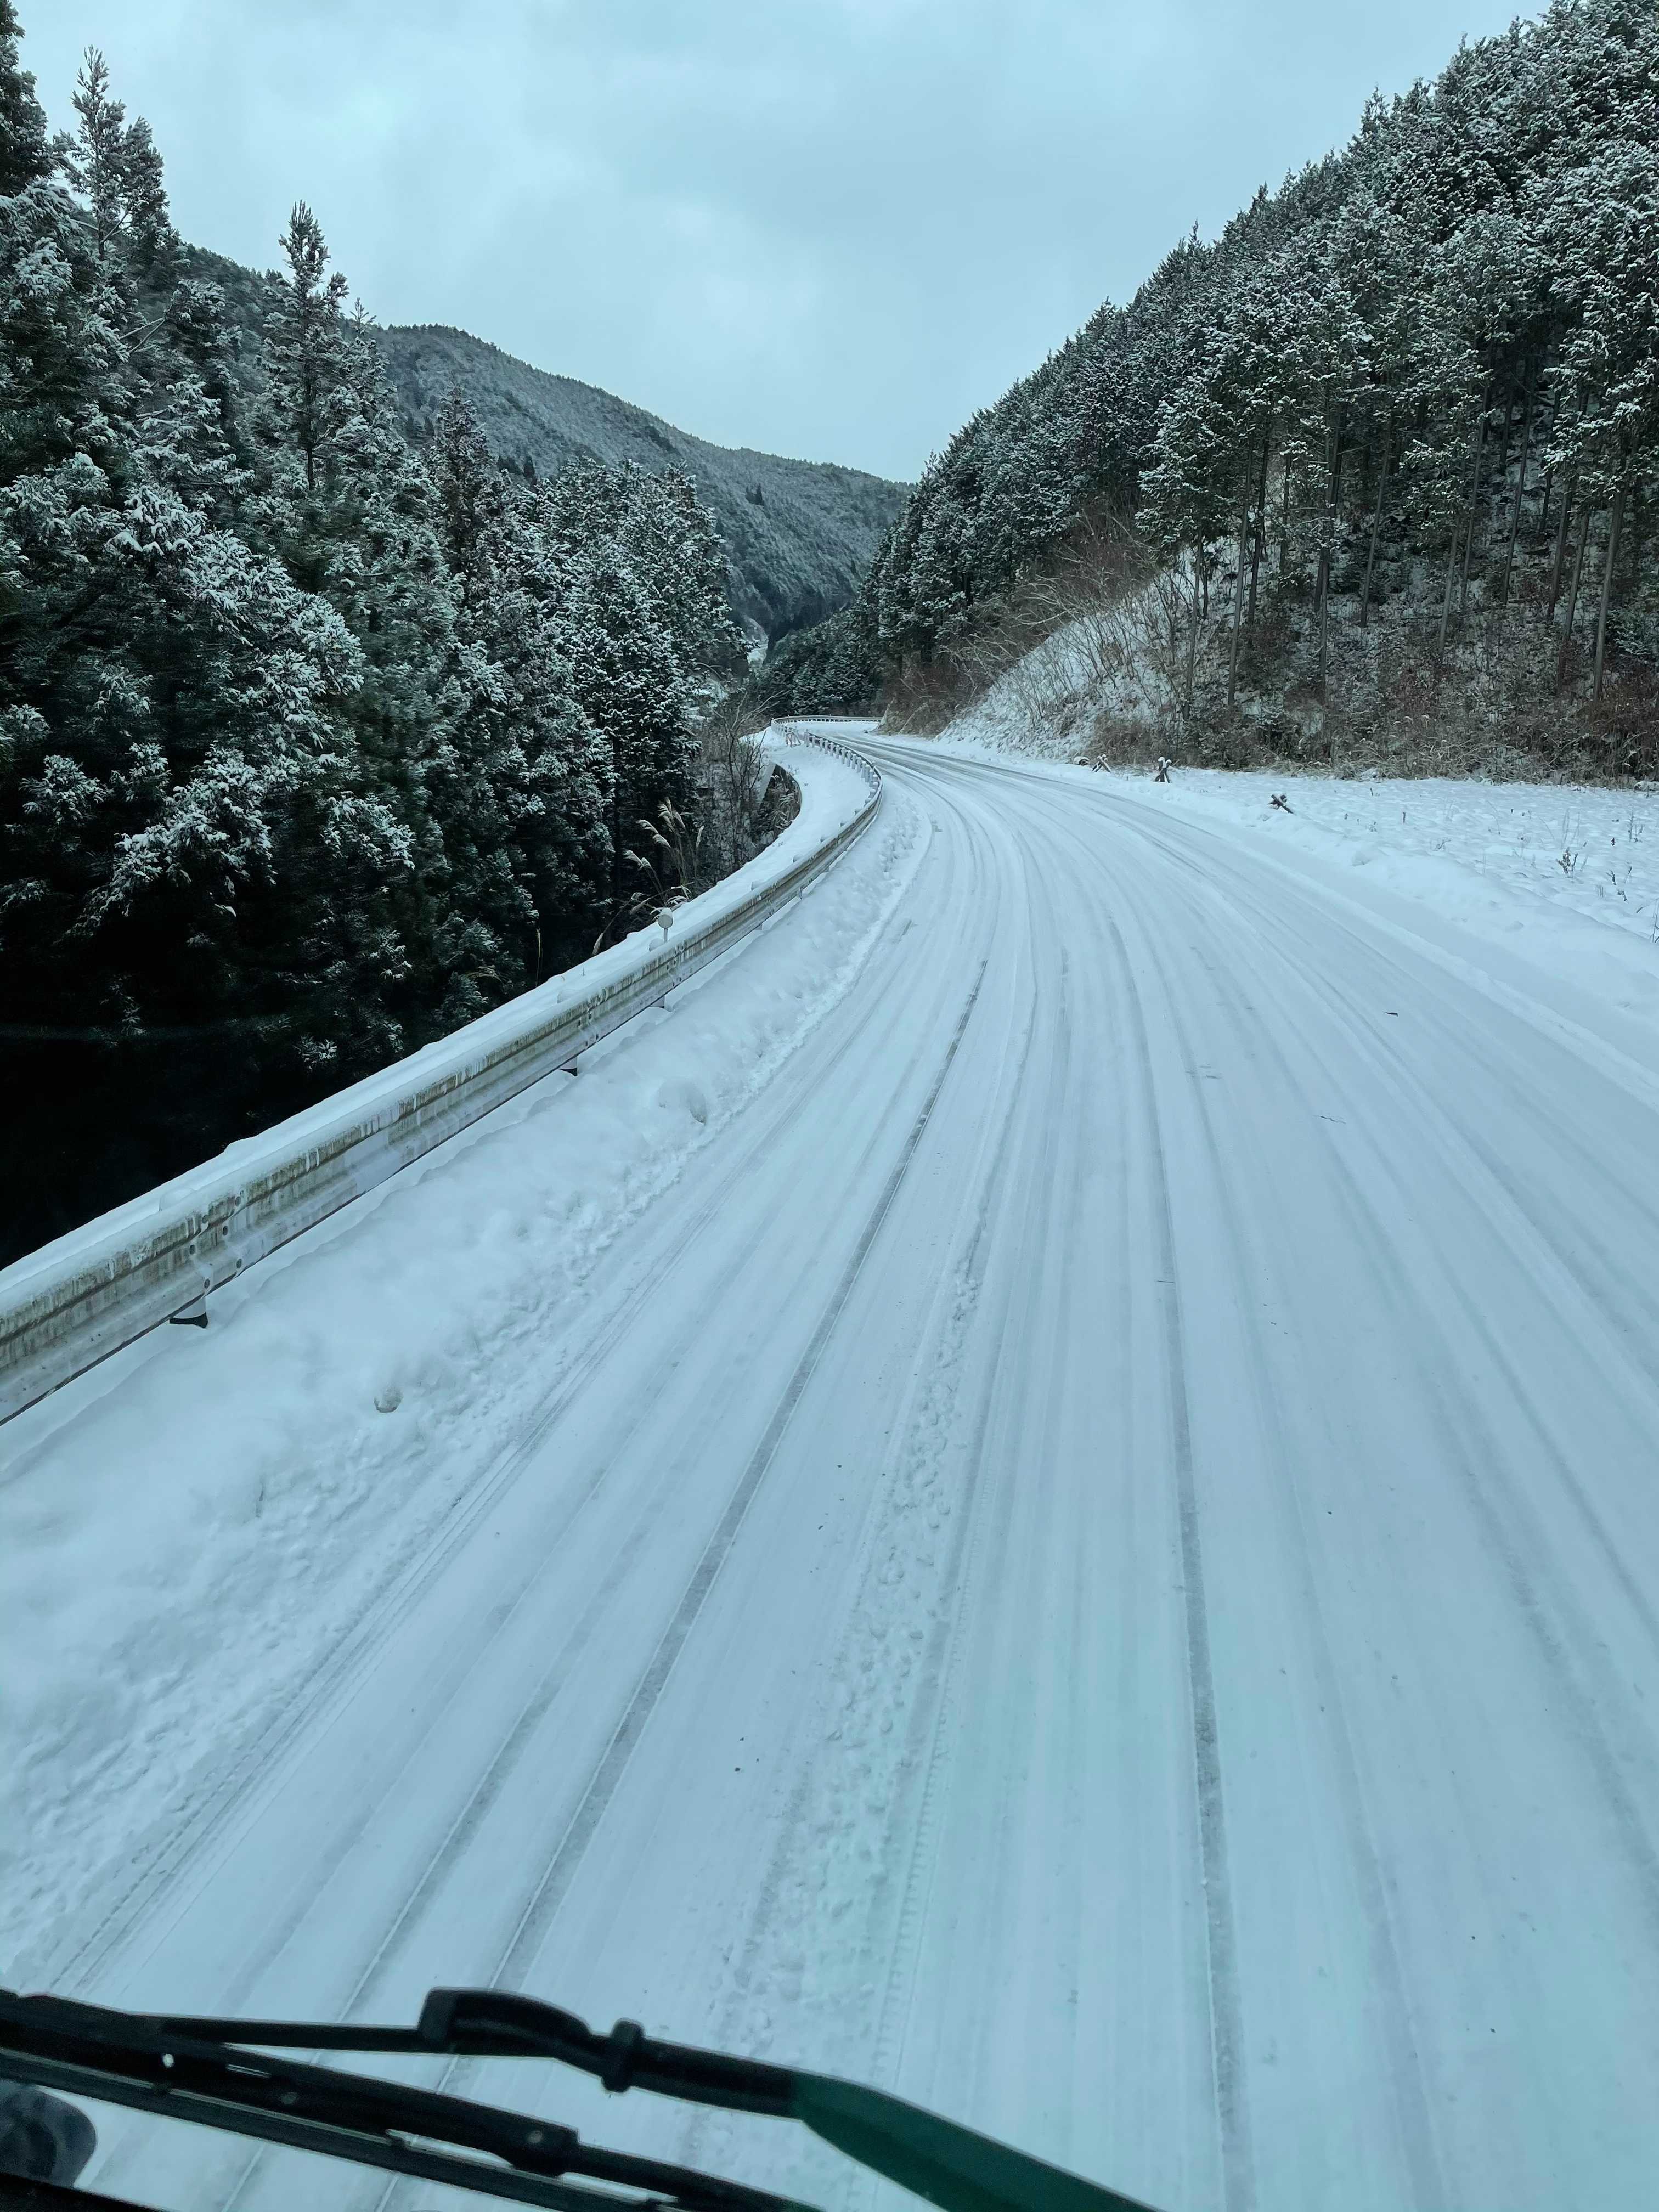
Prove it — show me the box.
[0,9,765,1261]
[171,255,907,650]
[377,326,907,646]
[783,0,1658,778]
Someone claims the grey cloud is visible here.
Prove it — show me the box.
[29,0,1530,479]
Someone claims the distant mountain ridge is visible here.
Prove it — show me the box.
[180,247,908,647]
[378,325,909,645]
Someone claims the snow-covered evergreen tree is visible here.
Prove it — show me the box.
[0,0,47,196]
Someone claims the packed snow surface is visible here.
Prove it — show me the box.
[7,732,1659,2212]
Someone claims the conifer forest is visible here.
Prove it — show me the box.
[0,6,758,1259]
[771,0,1659,778]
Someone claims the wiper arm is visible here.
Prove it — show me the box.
[0,1990,799,2212]
[0,1987,1158,2212]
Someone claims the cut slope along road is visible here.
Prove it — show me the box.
[10,735,1659,2212]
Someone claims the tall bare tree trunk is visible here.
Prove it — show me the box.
[1593,478,1627,702]
[1623,482,1642,611]
[1437,521,1461,669]
[1184,554,1201,717]
[1557,501,1592,685]
[1315,417,1344,696]
[1361,436,1388,629]
[1490,391,1515,562]
[1458,412,1487,629]
[1500,368,1534,608]
[1228,479,1249,708]
[1547,470,1576,619]
[1248,420,1272,628]
[1278,453,1291,577]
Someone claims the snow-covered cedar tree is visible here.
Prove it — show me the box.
[0,0,48,196]
[424,383,610,974]
[0,30,409,1253]
[558,534,695,919]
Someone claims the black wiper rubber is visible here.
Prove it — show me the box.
[1,1987,1158,2212]
[414,1994,1160,2212]
[151,1990,798,2118]
[0,1992,803,2212]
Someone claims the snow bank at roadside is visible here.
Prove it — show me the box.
[1125,767,1659,1042]
[0,751,920,1983]
[1126,766,1659,945]
[917,718,1659,1046]
[921,595,1173,765]
[1,738,874,1315]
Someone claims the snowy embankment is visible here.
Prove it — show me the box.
[928,711,1659,1051]
[0,731,919,1979]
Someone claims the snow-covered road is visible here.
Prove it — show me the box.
[18,738,1659,2212]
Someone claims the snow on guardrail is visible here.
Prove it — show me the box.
[0,728,881,1425]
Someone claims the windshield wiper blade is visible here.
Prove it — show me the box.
[1,1987,1159,2212]
[0,1991,804,2212]
[168,1990,1157,2212]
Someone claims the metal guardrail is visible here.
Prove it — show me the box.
[0,731,881,1426]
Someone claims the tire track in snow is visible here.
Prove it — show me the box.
[1017,770,1659,1709]
[840,750,1659,2197]
[338,910,991,1991]
[866,944,1075,2113]
[854,757,1255,2203]
[900,761,1252,2203]
[371,956,995,2166]
[219,887,973,2027]
[70,1026,855,2013]
[1291,966,1659,1661]
[332,807,1002,2212]
[1097,788,1659,2126]
[1070,780,1659,1389]
[80,806,975,2212]
[862,768,1141,2174]
[674,761,1089,2200]
[53,805,939,2006]
[984,770,1451,2197]
[1144,820,1659,1766]
[694,810,1043,2114]
[1324,1178,1659,1944]
[1124,901,1446,2210]
[1103,902,1257,2212]
[113,806,985,2212]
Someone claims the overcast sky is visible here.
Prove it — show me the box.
[27,0,1530,482]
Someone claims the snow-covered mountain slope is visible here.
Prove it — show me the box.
[8,740,1659,2212]
[181,247,907,647]
[376,324,909,645]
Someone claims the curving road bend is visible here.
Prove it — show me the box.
[58,737,1659,2212]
